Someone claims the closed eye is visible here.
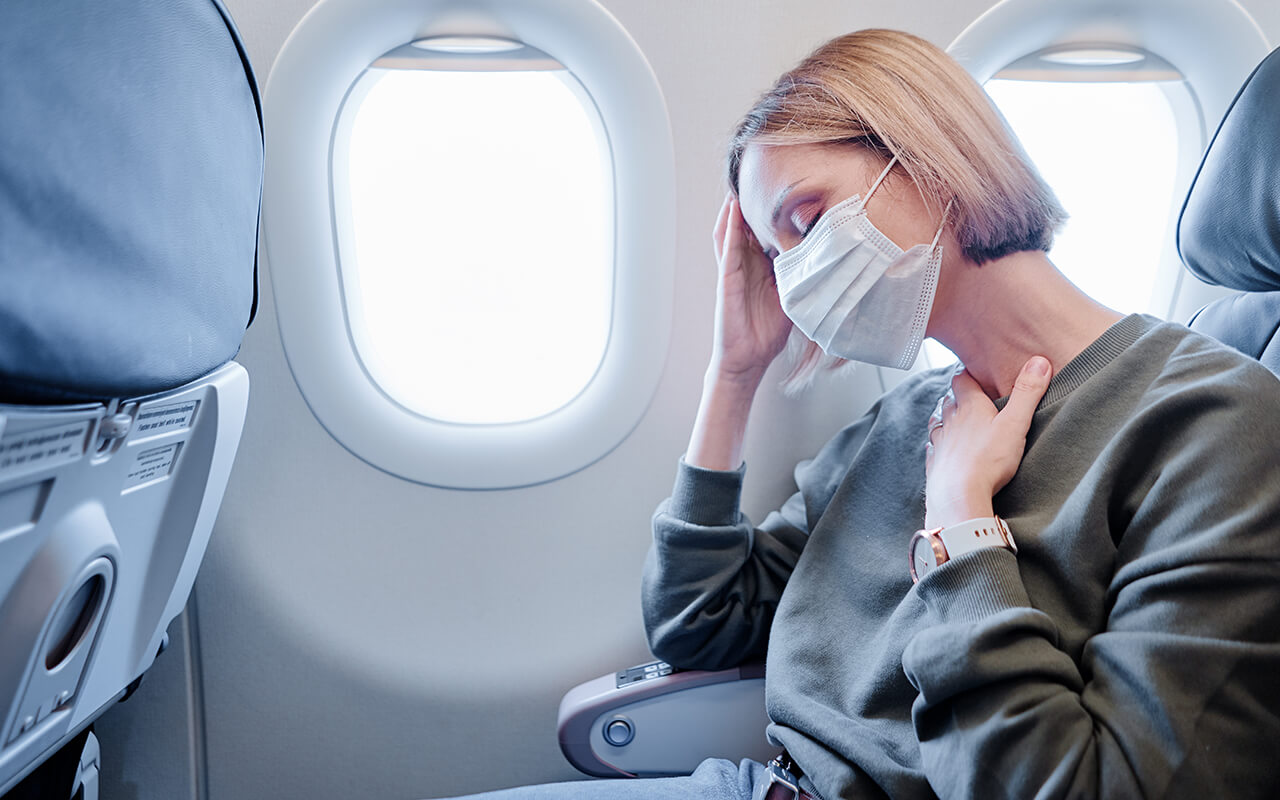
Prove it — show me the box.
[791,206,822,240]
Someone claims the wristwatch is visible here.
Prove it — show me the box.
[909,516,1016,583]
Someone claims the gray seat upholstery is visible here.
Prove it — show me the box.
[0,0,261,403]
[1179,46,1280,374]
[0,1,261,795]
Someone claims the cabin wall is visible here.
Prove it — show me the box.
[94,1,1280,799]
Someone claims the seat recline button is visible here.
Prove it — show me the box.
[603,716,634,747]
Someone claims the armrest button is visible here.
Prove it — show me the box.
[603,716,635,747]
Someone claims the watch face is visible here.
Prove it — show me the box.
[909,533,941,583]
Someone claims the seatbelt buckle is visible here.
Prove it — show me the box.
[754,754,803,800]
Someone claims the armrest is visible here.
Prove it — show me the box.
[557,659,773,778]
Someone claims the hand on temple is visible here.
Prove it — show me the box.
[707,193,793,387]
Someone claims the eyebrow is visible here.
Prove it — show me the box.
[770,180,804,227]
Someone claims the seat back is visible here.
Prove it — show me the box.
[0,367,249,794]
[0,0,261,793]
[1179,46,1280,373]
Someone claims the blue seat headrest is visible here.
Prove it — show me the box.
[0,0,262,403]
[1178,47,1280,293]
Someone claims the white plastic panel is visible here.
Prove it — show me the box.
[0,364,248,795]
[264,0,675,488]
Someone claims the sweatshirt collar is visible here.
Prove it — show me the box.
[1039,313,1158,408]
[990,313,1158,411]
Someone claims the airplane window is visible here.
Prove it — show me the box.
[927,0,1271,372]
[925,76,1187,371]
[921,48,1201,371]
[984,75,1188,316]
[335,43,613,424]
[264,4,674,488]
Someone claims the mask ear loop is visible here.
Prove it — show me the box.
[862,155,899,204]
[930,199,955,251]
[863,158,952,252]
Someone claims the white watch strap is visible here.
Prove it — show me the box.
[936,516,1016,560]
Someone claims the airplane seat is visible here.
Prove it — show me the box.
[1179,45,1280,373]
[0,0,261,796]
[559,43,1280,782]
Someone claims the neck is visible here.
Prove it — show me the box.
[928,250,1125,400]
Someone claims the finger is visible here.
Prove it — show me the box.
[713,194,732,263]
[949,368,985,405]
[726,197,762,267]
[939,370,980,424]
[998,356,1052,434]
[719,197,746,268]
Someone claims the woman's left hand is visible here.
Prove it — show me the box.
[925,356,1053,529]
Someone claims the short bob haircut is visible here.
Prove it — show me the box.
[727,29,1067,388]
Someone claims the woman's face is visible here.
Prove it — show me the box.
[736,142,947,262]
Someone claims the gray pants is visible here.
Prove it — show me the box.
[437,758,769,799]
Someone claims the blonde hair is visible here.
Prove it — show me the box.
[727,28,1066,390]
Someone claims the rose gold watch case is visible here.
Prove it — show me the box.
[908,527,948,584]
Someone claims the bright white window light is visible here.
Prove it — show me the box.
[984,78,1183,314]
[921,77,1186,371]
[920,340,959,369]
[341,67,613,425]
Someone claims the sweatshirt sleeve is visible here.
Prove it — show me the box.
[900,384,1280,799]
[640,459,811,670]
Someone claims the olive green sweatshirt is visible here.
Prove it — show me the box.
[642,314,1280,800]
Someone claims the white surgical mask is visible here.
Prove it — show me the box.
[772,156,950,370]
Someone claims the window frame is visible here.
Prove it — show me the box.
[263,0,675,488]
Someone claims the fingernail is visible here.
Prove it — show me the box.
[1028,356,1051,378]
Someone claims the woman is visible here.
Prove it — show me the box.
[447,28,1280,800]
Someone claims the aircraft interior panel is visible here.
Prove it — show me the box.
[4,0,1278,798]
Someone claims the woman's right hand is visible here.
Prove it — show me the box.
[708,193,793,386]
